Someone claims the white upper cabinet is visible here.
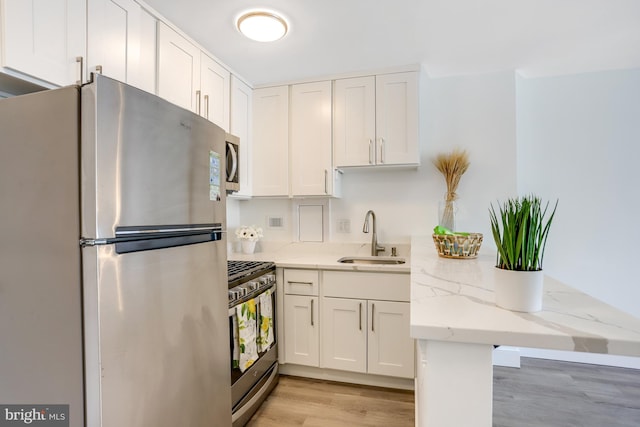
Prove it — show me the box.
[200,53,230,130]
[334,71,419,167]
[157,22,201,113]
[252,86,289,197]
[290,80,333,196]
[333,76,376,167]
[375,72,419,165]
[136,9,157,94]
[87,0,156,93]
[157,23,230,128]
[1,0,86,86]
[230,75,252,196]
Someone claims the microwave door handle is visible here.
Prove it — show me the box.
[227,142,238,181]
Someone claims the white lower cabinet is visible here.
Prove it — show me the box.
[284,295,319,367]
[283,268,415,380]
[322,297,414,378]
[322,297,367,373]
[366,300,414,378]
[283,269,320,366]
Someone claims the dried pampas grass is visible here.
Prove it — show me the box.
[433,149,470,230]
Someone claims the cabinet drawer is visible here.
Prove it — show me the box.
[284,269,319,295]
[323,271,409,302]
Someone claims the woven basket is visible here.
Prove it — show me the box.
[432,233,483,259]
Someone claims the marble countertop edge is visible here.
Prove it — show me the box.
[409,235,640,358]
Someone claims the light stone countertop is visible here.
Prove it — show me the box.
[410,235,640,357]
[228,241,410,273]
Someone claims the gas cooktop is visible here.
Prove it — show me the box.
[227,260,275,288]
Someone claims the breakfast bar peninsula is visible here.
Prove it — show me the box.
[410,235,640,427]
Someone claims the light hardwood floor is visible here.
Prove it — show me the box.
[247,358,640,427]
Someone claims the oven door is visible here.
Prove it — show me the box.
[225,133,240,193]
[229,282,277,408]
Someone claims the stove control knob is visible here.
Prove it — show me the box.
[248,281,259,291]
[266,274,276,283]
[258,277,269,285]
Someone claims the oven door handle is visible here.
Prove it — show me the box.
[229,281,276,314]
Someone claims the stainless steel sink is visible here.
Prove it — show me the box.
[337,256,406,265]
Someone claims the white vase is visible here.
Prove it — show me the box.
[241,240,256,254]
[494,268,544,313]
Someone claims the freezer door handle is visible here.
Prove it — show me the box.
[81,223,225,254]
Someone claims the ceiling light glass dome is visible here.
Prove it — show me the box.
[237,11,288,42]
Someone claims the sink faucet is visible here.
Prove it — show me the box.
[362,210,385,256]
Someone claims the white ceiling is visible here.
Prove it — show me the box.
[143,0,640,86]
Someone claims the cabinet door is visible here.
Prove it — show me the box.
[333,76,376,167]
[284,295,319,366]
[290,81,332,196]
[87,0,141,85]
[200,53,230,130]
[135,9,157,94]
[375,72,419,166]
[321,298,367,373]
[157,22,200,112]
[252,86,289,196]
[367,300,415,378]
[230,76,252,196]
[2,0,86,86]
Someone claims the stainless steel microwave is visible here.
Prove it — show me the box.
[225,133,240,193]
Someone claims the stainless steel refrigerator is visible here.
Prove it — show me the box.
[0,75,232,426]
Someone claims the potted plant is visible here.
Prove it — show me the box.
[489,195,558,312]
[235,225,263,254]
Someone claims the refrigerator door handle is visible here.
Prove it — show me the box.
[81,224,225,254]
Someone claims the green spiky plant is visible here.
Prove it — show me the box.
[489,195,558,271]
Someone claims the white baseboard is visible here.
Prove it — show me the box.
[519,347,640,369]
[492,346,521,368]
[278,363,415,390]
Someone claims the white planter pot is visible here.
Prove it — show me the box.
[494,268,544,313]
[241,240,256,254]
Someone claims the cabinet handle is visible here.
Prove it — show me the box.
[324,169,328,194]
[379,138,385,164]
[95,65,103,75]
[287,281,313,286]
[359,302,362,331]
[311,299,314,326]
[368,139,374,164]
[204,94,209,119]
[196,90,201,115]
[75,56,84,85]
[371,303,375,332]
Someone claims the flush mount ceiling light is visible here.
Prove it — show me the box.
[236,11,288,42]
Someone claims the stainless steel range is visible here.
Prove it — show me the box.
[227,260,278,427]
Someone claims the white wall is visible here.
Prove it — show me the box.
[229,67,640,367]
[516,68,640,319]
[232,70,518,249]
